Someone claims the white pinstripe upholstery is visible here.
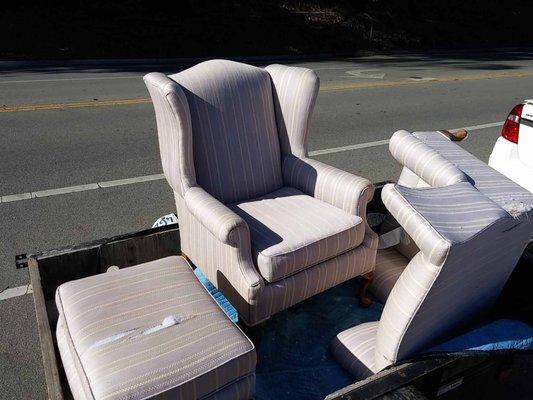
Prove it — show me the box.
[55,257,256,400]
[389,130,467,187]
[333,131,533,378]
[174,60,282,204]
[283,155,375,217]
[229,186,365,283]
[177,191,378,325]
[57,315,89,400]
[265,64,319,158]
[331,322,379,380]
[145,60,377,325]
[369,248,409,304]
[398,130,533,212]
[383,182,509,265]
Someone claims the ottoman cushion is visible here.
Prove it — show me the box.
[55,256,256,400]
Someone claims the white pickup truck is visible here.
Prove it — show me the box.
[489,100,533,192]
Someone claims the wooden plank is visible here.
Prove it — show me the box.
[39,247,99,300]
[33,225,180,300]
[98,227,180,272]
[325,357,454,400]
[28,257,64,400]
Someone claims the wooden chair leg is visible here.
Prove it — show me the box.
[359,272,374,307]
[181,251,190,263]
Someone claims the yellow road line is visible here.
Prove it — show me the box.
[2,69,533,113]
[0,98,151,113]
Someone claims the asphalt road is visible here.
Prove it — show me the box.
[1,48,533,399]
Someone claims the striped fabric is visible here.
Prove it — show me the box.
[145,60,377,325]
[178,189,378,325]
[333,131,533,378]
[382,181,509,265]
[389,130,467,187]
[55,256,256,400]
[170,59,283,204]
[369,248,409,304]
[204,375,256,400]
[375,218,531,370]
[229,186,365,283]
[283,155,375,217]
[144,72,196,196]
[185,186,249,245]
[411,131,533,214]
[57,315,89,400]
[393,183,509,241]
[265,64,319,157]
[330,322,379,380]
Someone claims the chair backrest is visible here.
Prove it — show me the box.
[374,131,533,371]
[145,60,283,204]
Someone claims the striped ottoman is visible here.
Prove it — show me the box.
[55,256,256,400]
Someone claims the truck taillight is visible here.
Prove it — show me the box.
[501,104,523,144]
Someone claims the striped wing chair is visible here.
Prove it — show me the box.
[332,130,533,379]
[144,60,378,326]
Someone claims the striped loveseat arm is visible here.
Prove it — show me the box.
[389,130,468,188]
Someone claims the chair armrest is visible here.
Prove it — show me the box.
[184,187,249,246]
[389,130,468,187]
[184,187,265,305]
[282,155,374,217]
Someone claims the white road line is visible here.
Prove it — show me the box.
[0,75,142,84]
[309,139,390,156]
[0,284,33,301]
[459,121,503,131]
[1,174,165,203]
[98,173,164,188]
[309,121,503,157]
[33,183,100,198]
[0,122,502,204]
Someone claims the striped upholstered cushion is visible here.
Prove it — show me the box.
[229,186,365,283]
[56,256,256,400]
[169,60,283,204]
[330,322,379,380]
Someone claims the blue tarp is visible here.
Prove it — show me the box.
[194,268,383,399]
[194,268,532,399]
[429,319,533,353]
[194,267,239,323]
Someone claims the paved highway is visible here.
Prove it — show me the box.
[1,48,533,398]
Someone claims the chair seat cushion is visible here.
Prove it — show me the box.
[331,321,379,380]
[55,256,256,400]
[229,187,365,283]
